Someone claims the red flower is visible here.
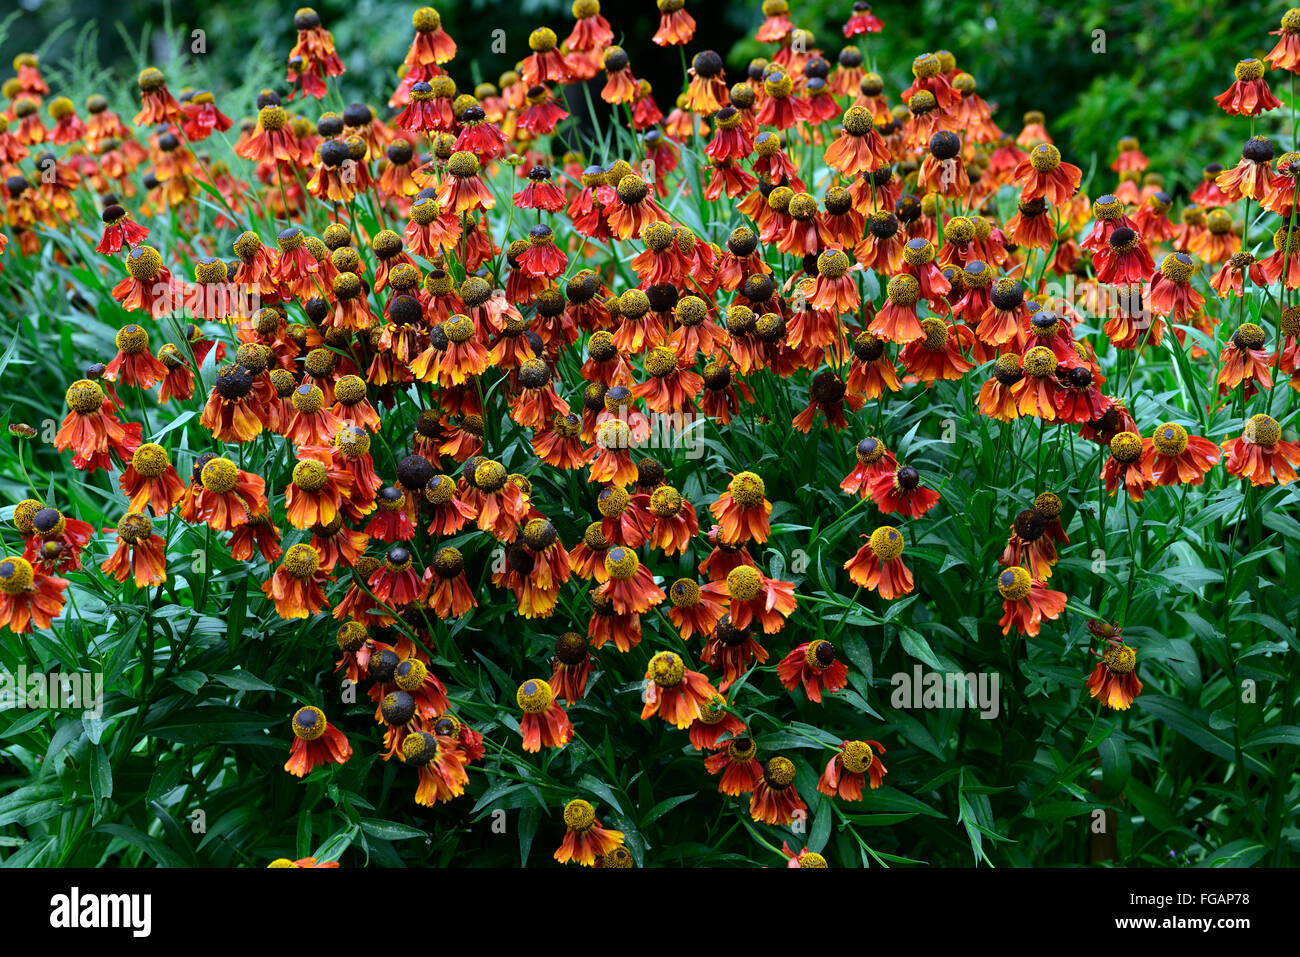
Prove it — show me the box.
[517,678,573,752]
[996,567,1067,637]
[819,739,888,800]
[554,800,625,867]
[778,640,849,703]
[1214,59,1282,116]
[284,706,352,777]
[845,526,914,599]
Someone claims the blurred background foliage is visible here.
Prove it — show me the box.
[3,0,1294,195]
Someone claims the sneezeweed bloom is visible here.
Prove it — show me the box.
[100,511,166,588]
[845,525,914,599]
[978,354,1024,422]
[365,486,417,542]
[641,650,720,729]
[55,379,141,473]
[869,464,940,518]
[470,458,530,540]
[551,631,594,702]
[998,507,1060,581]
[133,67,182,126]
[778,639,849,703]
[1147,253,1204,322]
[819,739,888,800]
[605,173,669,240]
[1014,143,1081,205]
[111,245,173,316]
[1214,58,1282,116]
[1083,620,1143,711]
[285,448,353,529]
[703,733,762,794]
[1103,431,1154,502]
[871,273,925,343]
[648,485,699,555]
[1215,322,1274,399]
[118,442,185,515]
[652,0,696,46]
[709,471,772,545]
[699,614,769,691]
[262,543,331,619]
[900,317,975,383]
[283,706,352,778]
[996,566,1066,637]
[841,436,896,497]
[722,563,797,634]
[0,556,68,635]
[401,731,470,806]
[597,546,665,615]
[96,203,148,253]
[1223,414,1300,486]
[749,755,807,826]
[555,799,625,867]
[1267,8,1300,71]
[427,546,476,618]
[201,365,265,443]
[368,545,428,611]
[516,678,573,752]
[687,693,747,750]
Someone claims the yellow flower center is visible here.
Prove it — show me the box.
[868,525,905,561]
[200,457,240,494]
[517,679,554,714]
[292,706,327,741]
[997,566,1032,601]
[726,565,762,602]
[649,651,685,688]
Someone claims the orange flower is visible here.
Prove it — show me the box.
[554,799,625,867]
[283,706,352,777]
[1013,144,1082,205]
[1145,422,1220,487]
[262,543,332,619]
[104,324,168,389]
[703,734,763,794]
[777,639,849,703]
[99,512,167,588]
[1102,431,1154,502]
[195,457,268,531]
[996,566,1067,637]
[516,678,573,752]
[749,755,807,825]
[0,556,67,634]
[426,546,477,619]
[818,739,888,800]
[1222,414,1300,486]
[1214,59,1282,116]
[687,693,747,750]
[1086,637,1143,711]
[132,67,182,126]
[845,526,913,599]
[401,731,470,806]
[652,0,696,46]
[550,631,594,703]
[709,471,772,545]
[54,379,142,473]
[721,564,797,634]
[641,651,720,728]
[596,547,665,615]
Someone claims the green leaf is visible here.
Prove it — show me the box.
[359,819,428,841]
